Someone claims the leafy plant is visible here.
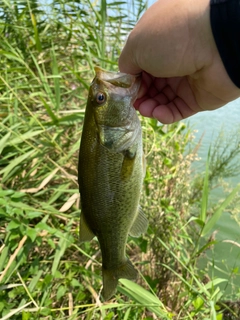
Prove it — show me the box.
[1,0,240,319]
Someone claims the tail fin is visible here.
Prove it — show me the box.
[102,259,138,301]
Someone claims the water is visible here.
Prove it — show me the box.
[185,98,240,297]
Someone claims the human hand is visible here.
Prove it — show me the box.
[119,0,240,124]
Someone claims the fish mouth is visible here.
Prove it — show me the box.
[94,66,141,100]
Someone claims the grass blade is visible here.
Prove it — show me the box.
[51,235,69,275]
[202,183,240,236]
[1,302,32,320]
[118,279,171,319]
[0,131,11,154]
[200,150,210,223]
[0,149,35,182]
[51,48,61,112]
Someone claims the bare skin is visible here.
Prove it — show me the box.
[118,0,240,124]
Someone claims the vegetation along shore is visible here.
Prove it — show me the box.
[1,1,240,319]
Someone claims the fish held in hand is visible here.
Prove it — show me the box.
[78,67,148,301]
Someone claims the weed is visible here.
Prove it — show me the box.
[1,1,240,319]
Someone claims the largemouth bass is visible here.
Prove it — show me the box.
[78,67,148,300]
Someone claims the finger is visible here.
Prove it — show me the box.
[153,77,168,91]
[153,100,197,123]
[136,93,169,115]
[138,98,197,124]
[134,90,169,111]
[152,102,183,124]
[161,85,176,101]
[137,72,155,99]
[138,99,159,118]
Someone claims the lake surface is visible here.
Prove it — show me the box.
[184,98,240,297]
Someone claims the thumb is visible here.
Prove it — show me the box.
[118,34,142,75]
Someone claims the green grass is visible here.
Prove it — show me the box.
[1,0,240,319]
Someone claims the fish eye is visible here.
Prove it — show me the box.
[96,92,106,104]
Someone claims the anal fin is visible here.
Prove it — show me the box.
[80,213,95,242]
[129,206,148,237]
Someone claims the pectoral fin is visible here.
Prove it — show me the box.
[80,213,95,242]
[120,145,137,180]
[129,206,148,237]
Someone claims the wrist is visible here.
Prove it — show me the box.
[187,0,215,71]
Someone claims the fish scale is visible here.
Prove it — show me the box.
[78,67,148,300]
